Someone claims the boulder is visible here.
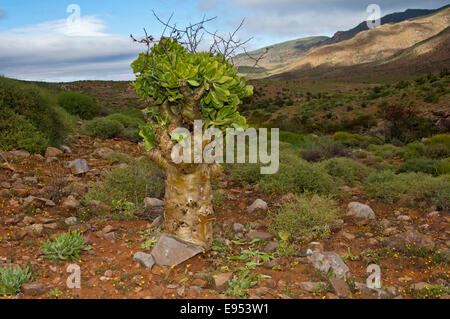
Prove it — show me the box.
[21,282,48,296]
[346,202,375,220]
[45,147,63,158]
[309,251,350,279]
[247,199,268,213]
[133,252,155,269]
[150,233,204,267]
[67,159,90,175]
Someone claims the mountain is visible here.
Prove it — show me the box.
[236,5,450,80]
[323,4,450,45]
[233,36,328,77]
[271,7,450,81]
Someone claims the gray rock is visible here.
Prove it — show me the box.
[133,252,155,269]
[144,197,164,207]
[355,282,390,299]
[346,202,375,220]
[67,159,89,175]
[383,230,434,250]
[309,251,350,279]
[45,147,63,158]
[64,217,77,226]
[150,233,204,267]
[151,215,164,228]
[61,145,72,154]
[247,199,268,213]
[94,147,114,159]
[232,223,244,233]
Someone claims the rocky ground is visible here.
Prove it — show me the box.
[0,135,449,299]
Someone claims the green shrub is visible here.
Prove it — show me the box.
[57,92,98,119]
[0,266,31,295]
[84,157,165,207]
[104,151,134,165]
[320,157,374,186]
[425,144,449,159]
[230,163,262,186]
[435,158,450,175]
[270,193,341,239]
[364,171,450,209]
[260,159,336,196]
[41,230,91,262]
[0,108,49,153]
[0,77,74,152]
[397,158,438,175]
[428,134,450,146]
[332,131,378,147]
[403,142,426,160]
[81,117,125,139]
[367,144,404,159]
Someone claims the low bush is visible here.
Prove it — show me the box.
[320,157,374,186]
[57,92,98,119]
[270,193,341,239]
[367,144,404,159]
[0,77,74,153]
[81,117,125,139]
[364,170,450,210]
[84,157,165,207]
[397,158,438,175]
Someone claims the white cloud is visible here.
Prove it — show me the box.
[0,15,143,82]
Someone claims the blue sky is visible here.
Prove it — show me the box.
[0,0,448,82]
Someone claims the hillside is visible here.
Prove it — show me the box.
[274,7,450,81]
[323,5,450,45]
[233,36,328,78]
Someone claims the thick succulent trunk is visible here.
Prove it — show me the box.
[163,164,215,249]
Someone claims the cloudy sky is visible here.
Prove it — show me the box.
[0,0,448,82]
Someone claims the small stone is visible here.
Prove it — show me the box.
[64,217,77,226]
[21,282,47,296]
[397,215,411,222]
[309,251,351,279]
[61,196,79,211]
[298,281,326,292]
[61,145,72,153]
[94,147,114,159]
[213,272,233,292]
[151,215,164,228]
[329,277,351,298]
[144,197,164,207]
[346,202,375,220]
[103,232,116,241]
[176,286,186,297]
[133,252,155,269]
[102,225,115,234]
[411,282,430,290]
[45,147,63,158]
[340,231,356,240]
[262,260,278,269]
[247,199,268,213]
[264,241,279,253]
[104,270,113,277]
[67,159,90,175]
[427,211,440,218]
[246,231,273,241]
[232,223,244,233]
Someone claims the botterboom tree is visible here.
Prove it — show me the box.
[130,17,257,249]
